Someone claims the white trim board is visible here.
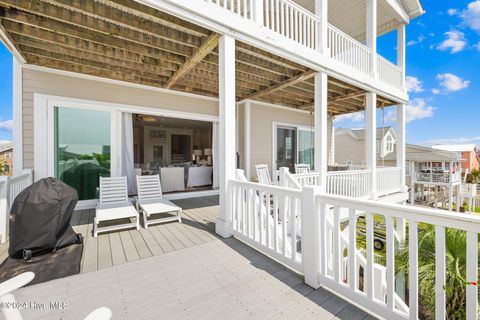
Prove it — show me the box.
[12,58,23,174]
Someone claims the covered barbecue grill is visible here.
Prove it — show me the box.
[8,177,83,260]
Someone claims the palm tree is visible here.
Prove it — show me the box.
[396,224,478,319]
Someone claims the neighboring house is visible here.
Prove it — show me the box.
[0,147,13,176]
[384,144,463,211]
[432,144,480,174]
[1,1,443,319]
[334,127,397,167]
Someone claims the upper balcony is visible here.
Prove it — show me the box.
[142,0,424,101]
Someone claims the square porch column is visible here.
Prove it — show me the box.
[315,0,328,54]
[215,34,236,238]
[366,0,377,78]
[314,72,328,192]
[397,104,406,190]
[397,23,406,90]
[365,92,377,199]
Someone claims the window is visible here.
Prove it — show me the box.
[275,124,314,172]
[5,152,11,159]
[55,107,111,200]
[385,135,393,153]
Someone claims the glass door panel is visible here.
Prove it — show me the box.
[55,107,111,200]
[298,130,314,170]
[276,126,296,172]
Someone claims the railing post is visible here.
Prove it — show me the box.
[314,0,328,54]
[0,177,8,243]
[279,167,289,187]
[253,0,264,25]
[301,186,321,288]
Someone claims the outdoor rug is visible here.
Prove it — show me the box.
[0,243,83,286]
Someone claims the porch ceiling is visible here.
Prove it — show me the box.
[0,0,397,116]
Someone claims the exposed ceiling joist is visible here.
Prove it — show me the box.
[241,70,316,101]
[330,90,367,103]
[165,33,220,89]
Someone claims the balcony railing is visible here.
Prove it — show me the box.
[228,173,480,320]
[377,167,402,195]
[201,0,404,89]
[415,171,461,184]
[327,24,371,75]
[0,169,33,243]
[262,0,319,50]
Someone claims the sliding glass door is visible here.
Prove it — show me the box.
[54,107,112,200]
[275,124,314,172]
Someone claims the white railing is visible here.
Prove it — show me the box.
[262,0,320,50]
[229,176,303,273]
[326,169,372,199]
[377,55,402,88]
[302,189,480,320]
[205,0,255,20]
[327,24,371,75]
[377,167,402,196]
[415,171,460,184]
[0,169,33,243]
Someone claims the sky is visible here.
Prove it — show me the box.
[0,0,479,147]
[0,42,12,144]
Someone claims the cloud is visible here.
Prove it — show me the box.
[0,140,11,145]
[476,40,480,51]
[432,88,441,94]
[334,112,364,123]
[384,98,435,123]
[407,35,425,46]
[420,136,480,146]
[447,8,458,16]
[436,30,467,53]
[460,0,480,34]
[0,120,12,132]
[436,73,470,92]
[405,76,424,93]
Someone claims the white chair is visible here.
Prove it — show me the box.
[295,163,310,174]
[135,175,182,228]
[94,176,140,237]
[256,164,273,185]
[0,272,34,320]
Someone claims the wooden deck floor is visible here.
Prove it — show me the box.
[1,196,376,320]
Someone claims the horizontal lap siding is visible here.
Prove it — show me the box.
[21,68,219,169]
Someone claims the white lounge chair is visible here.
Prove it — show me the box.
[0,272,34,320]
[295,163,310,174]
[94,176,140,237]
[135,175,182,228]
[255,164,273,185]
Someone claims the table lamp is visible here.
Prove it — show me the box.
[204,148,212,166]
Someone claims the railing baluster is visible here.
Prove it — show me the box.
[386,215,395,309]
[274,193,279,252]
[435,225,446,319]
[333,206,341,282]
[348,208,357,290]
[290,195,297,260]
[365,212,374,298]
[409,220,419,320]
[266,192,271,248]
[466,231,478,320]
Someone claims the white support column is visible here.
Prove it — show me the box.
[12,58,23,175]
[244,101,251,180]
[327,116,335,165]
[314,72,328,192]
[365,92,377,199]
[216,34,236,238]
[301,186,321,288]
[315,0,328,54]
[397,23,406,90]
[366,0,377,77]
[397,104,406,191]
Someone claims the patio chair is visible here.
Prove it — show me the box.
[255,164,273,185]
[94,176,140,237]
[295,163,310,174]
[135,175,182,228]
[0,272,34,320]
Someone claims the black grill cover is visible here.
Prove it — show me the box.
[8,178,79,258]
